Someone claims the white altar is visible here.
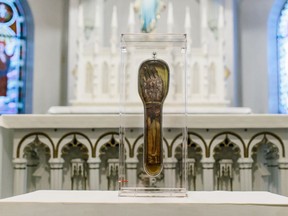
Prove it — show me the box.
[0,191,288,216]
[0,114,288,198]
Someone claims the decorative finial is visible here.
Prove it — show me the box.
[153,52,157,59]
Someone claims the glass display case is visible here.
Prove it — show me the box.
[118,34,187,197]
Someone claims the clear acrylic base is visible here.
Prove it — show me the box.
[119,187,187,197]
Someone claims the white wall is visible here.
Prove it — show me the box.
[0,128,13,198]
[28,0,68,114]
[238,0,275,113]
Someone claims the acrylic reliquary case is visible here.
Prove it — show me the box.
[119,34,187,197]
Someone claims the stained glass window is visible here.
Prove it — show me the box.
[0,0,27,113]
[277,1,288,113]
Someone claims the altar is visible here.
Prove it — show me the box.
[0,191,288,216]
[1,114,288,198]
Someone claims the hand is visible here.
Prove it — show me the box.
[141,64,164,103]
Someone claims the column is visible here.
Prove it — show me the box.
[200,0,208,51]
[201,158,215,191]
[185,6,192,51]
[76,0,85,100]
[187,158,196,191]
[49,158,64,190]
[13,158,27,195]
[217,0,226,101]
[164,158,177,188]
[96,0,104,46]
[238,158,253,191]
[126,158,138,187]
[200,0,209,100]
[167,1,174,33]
[110,6,118,54]
[87,158,101,190]
[67,0,80,102]
[128,2,135,33]
[278,158,288,196]
[224,0,240,106]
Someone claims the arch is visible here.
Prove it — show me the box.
[16,132,55,158]
[0,0,34,113]
[268,0,287,113]
[170,132,207,158]
[56,132,93,158]
[208,132,246,158]
[132,134,169,159]
[94,132,131,158]
[247,132,285,159]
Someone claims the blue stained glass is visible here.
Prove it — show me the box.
[0,0,26,114]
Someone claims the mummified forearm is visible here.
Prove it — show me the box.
[138,55,169,177]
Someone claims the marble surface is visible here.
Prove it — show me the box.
[1,113,288,129]
[0,191,288,216]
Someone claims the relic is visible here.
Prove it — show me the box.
[138,52,169,177]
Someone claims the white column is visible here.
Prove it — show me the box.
[185,6,192,50]
[278,158,288,196]
[126,158,138,187]
[94,0,103,47]
[96,0,104,46]
[200,0,208,29]
[224,0,239,106]
[200,0,209,101]
[200,0,209,100]
[110,6,118,54]
[13,158,27,195]
[200,0,208,52]
[49,158,64,190]
[217,0,226,101]
[128,2,135,33]
[164,158,177,188]
[87,158,101,190]
[201,158,215,191]
[94,1,101,54]
[167,1,174,33]
[238,158,253,191]
[67,0,80,102]
[267,160,278,194]
[76,0,85,101]
[78,1,84,27]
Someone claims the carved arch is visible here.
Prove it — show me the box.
[170,132,207,158]
[132,134,169,159]
[208,132,246,158]
[56,132,93,158]
[17,132,55,158]
[94,132,131,158]
[247,132,285,158]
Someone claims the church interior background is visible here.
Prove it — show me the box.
[1,0,288,199]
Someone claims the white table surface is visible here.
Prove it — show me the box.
[0,191,288,216]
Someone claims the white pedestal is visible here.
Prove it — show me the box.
[0,191,288,216]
